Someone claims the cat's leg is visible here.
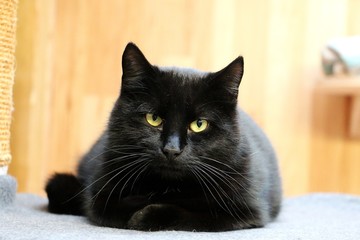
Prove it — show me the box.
[85,194,150,228]
[126,203,264,232]
[127,204,190,231]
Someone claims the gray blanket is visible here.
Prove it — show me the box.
[1,175,360,240]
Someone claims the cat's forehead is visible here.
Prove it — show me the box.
[145,66,211,113]
[156,66,210,102]
[159,66,209,81]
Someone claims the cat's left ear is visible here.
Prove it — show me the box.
[211,56,244,102]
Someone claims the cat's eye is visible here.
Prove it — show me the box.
[145,113,163,127]
[189,119,208,133]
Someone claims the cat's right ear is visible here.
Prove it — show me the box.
[121,43,155,87]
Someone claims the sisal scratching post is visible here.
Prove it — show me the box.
[0,0,18,207]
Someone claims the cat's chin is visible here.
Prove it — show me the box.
[149,160,188,180]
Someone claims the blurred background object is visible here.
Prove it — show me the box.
[322,36,360,76]
[9,0,360,196]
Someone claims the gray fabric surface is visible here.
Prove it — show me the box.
[0,175,16,208]
[1,181,360,239]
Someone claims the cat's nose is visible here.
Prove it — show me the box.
[162,134,182,161]
[163,146,181,161]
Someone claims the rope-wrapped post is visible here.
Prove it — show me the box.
[0,0,18,208]
[0,0,18,175]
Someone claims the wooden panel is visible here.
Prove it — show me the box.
[350,97,360,138]
[316,76,360,138]
[10,0,360,196]
[10,0,56,192]
[311,93,348,192]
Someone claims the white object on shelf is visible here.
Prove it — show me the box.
[322,36,360,76]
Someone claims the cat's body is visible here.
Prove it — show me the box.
[46,43,282,232]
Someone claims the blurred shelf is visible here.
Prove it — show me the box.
[316,75,360,95]
[316,75,360,138]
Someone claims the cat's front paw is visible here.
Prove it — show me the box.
[127,204,181,231]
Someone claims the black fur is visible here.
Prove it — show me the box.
[45,173,84,215]
[46,43,282,232]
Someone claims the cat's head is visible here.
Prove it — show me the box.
[107,43,244,179]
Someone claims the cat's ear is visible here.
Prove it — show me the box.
[121,43,155,86]
[211,56,244,102]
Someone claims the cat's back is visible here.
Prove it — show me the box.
[237,108,282,219]
[237,109,275,158]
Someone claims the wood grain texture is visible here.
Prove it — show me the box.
[10,0,360,196]
[350,96,360,138]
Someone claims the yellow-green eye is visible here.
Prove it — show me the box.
[145,113,163,127]
[190,119,208,133]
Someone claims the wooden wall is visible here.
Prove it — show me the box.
[10,0,360,196]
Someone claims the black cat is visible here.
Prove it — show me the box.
[46,43,282,232]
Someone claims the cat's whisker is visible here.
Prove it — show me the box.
[81,142,144,164]
[196,160,256,199]
[91,158,149,209]
[192,167,234,220]
[103,145,147,152]
[102,158,150,214]
[199,156,255,184]
[83,149,113,163]
[193,166,245,224]
[101,153,150,168]
[194,161,255,222]
[66,152,149,204]
[129,161,151,193]
[196,162,243,195]
[63,160,137,204]
[118,160,151,200]
[189,168,218,218]
[196,160,257,223]
[82,144,147,167]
